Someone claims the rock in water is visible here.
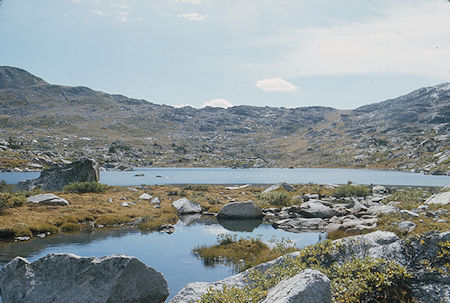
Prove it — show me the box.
[172,198,202,214]
[261,269,331,303]
[15,158,99,191]
[217,201,263,219]
[0,253,169,303]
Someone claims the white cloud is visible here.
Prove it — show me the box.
[249,1,450,79]
[177,13,208,21]
[175,0,203,4]
[256,78,297,92]
[202,99,233,108]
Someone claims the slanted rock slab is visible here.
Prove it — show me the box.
[262,269,331,303]
[26,193,69,206]
[298,200,337,218]
[217,201,263,219]
[172,198,202,214]
[0,253,169,303]
[425,191,450,205]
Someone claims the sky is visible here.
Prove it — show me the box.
[0,0,449,109]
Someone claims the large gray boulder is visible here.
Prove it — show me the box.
[26,193,69,206]
[172,198,202,214]
[298,200,337,218]
[15,158,99,191]
[217,201,263,219]
[0,253,169,303]
[261,269,331,303]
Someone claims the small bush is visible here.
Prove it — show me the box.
[64,181,108,193]
[0,180,9,192]
[332,185,370,198]
[61,222,81,232]
[0,193,26,212]
[183,184,209,191]
[383,188,430,210]
[257,191,292,207]
[193,234,297,273]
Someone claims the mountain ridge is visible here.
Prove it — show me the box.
[0,66,448,174]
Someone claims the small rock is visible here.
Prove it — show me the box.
[151,197,161,204]
[26,194,69,206]
[400,210,420,217]
[172,198,202,214]
[139,193,152,200]
[397,221,416,232]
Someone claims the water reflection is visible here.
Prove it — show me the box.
[0,216,325,302]
[217,218,263,232]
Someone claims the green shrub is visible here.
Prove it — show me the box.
[200,238,413,303]
[331,185,370,198]
[257,191,292,206]
[0,180,9,192]
[383,188,430,210]
[64,181,108,193]
[0,192,26,212]
[183,184,209,191]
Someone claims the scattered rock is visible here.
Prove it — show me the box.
[151,197,161,204]
[263,182,295,193]
[367,204,399,215]
[15,158,99,191]
[0,253,169,303]
[397,221,416,232]
[26,193,69,206]
[139,193,152,200]
[217,201,263,219]
[172,198,202,214]
[400,209,420,217]
[372,185,388,195]
[298,200,337,218]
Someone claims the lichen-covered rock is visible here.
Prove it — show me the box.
[15,158,99,191]
[0,253,169,303]
[217,201,263,219]
[172,198,202,214]
[261,269,331,303]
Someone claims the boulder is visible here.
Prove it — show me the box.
[425,191,450,205]
[217,201,263,219]
[138,193,152,200]
[367,204,399,215]
[26,193,69,206]
[0,253,169,303]
[261,269,331,303]
[151,197,161,204]
[15,158,99,191]
[298,200,337,218]
[263,182,295,193]
[372,185,388,195]
[172,198,202,214]
[397,221,416,232]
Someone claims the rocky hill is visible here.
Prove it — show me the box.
[0,66,448,174]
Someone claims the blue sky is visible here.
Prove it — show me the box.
[0,0,449,109]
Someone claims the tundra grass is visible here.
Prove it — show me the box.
[0,185,261,239]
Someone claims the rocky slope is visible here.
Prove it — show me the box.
[0,66,448,173]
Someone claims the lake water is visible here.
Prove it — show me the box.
[0,216,325,302]
[1,167,449,186]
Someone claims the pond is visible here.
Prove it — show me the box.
[0,216,325,302]
[1,167,449,186]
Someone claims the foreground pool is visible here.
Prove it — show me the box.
[0,216,325,302]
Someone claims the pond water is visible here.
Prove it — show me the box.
[0,216,325,302]
[1,167,449,186]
